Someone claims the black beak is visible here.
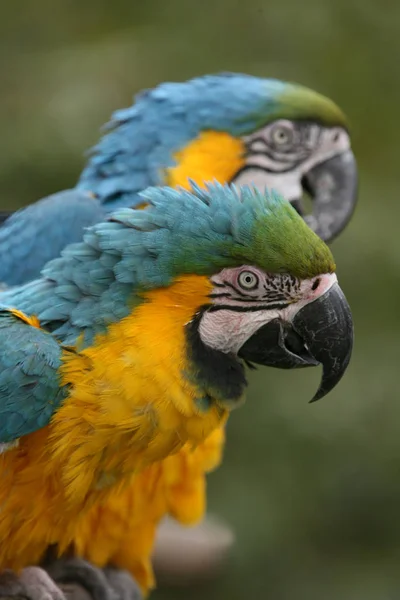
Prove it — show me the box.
[238,282,353,402]
[297,150,358,243]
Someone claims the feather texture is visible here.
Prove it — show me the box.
[0,72,347,594]
[0,73,345,285]
[0,309,68,442]
[0,191,105,285]
[0,184,333,594]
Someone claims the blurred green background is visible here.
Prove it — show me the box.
[1,1,399,598]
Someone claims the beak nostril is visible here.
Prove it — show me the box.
[332,131,340,143]
[311,278,320,291]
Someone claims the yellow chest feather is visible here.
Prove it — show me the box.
[51,275,227,503]
[165,131,245,190]
[0,276,229,570]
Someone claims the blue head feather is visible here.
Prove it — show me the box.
[77,74,290,209]
[0,73,343,287]
[0,182,333,347]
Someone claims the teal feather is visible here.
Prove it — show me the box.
[0,73,345,286]
[0,183,333,350]
[0,183,334,442]
[0,310,69,443]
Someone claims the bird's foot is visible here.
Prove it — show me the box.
[0,566,66,600]
[103,569,141,600]
[45,558,142,600]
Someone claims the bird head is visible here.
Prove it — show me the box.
[107,182,354,405]
[79,73,357,243]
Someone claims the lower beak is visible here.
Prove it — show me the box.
[299,149,358,243]
[238,282,354,402]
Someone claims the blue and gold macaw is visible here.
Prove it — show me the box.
[0,73,357,287]
[0,184,353,600]
[0,73,358,600]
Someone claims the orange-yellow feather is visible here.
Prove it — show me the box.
[165,131,245,190]
[0,276,229,595]
[2,136,242,594]
[73,134,242,592]
[72,428,225,591]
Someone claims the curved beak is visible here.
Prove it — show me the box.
[299,149,358,243]
[238,282,353,402]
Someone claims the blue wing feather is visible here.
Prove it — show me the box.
[0,74,274,286]
[0,190,106,285]
[0,309,68,443]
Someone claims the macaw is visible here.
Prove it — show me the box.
[0,74,358,599]
[0,183,353,600]
[0,73,357,288]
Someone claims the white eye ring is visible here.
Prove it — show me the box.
[271,124,294,146]
[238,270,259,290]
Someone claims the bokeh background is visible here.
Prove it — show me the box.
[1,1,399,598]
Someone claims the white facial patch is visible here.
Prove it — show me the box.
[198,268,337,355]
[199,307,281,354]
[234,120,350,201]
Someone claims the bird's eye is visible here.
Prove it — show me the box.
[238,270,259,290]
[270,124,294,147]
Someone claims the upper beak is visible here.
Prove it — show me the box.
[238,282,354,402]
[297,149,358,243]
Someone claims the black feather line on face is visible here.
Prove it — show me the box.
[245,140,300,163]
[208,292,232,299]
[233,163,296,177]
[220,280,252,296]
[206,302,289,313]
[185,306,247,406]
[210,291,288,304]
[210,272,299,311]
[235,121,323,180]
